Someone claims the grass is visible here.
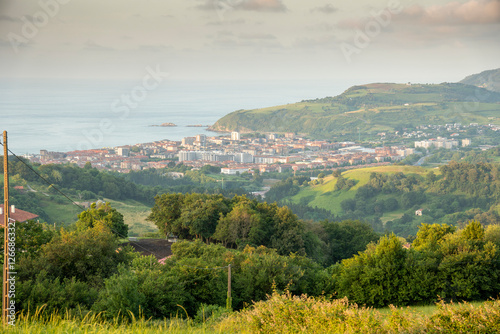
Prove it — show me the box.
[37,196,155,237]
[5,297,500,334]
[105,198,155,237]
[39,198,82,226]
[4,309,215,334]
[217,293,500,333]
[288,165,433,215]
[376,300,486,317]
[380,210,406,224]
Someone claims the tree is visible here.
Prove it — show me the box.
[76,202,128,238]
[178,194,230,241]
[335,234,409,307]
[147,193,185,237]
[14,220,55,258]
[321,220,380,265]
[92,266,146,320]
[412,223,456,251]
[18,228,132,284]
[214,199,261,247]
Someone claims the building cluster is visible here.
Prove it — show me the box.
[27,121,494,174]
[414,137,468,149]
[26,132,420,174]
[392,122,498,141]
[176,132,420,174]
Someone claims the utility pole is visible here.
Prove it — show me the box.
[226,264,232,310]
[2,131,10,325]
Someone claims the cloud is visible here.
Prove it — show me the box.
[0,14,17,22]
[209,30,282,49]
[83,40,115,52]
[336,0,500,32]
[292,35,340,49]
[137,45,174,53]
[239,33,276,40]
[197,0,287,13]
[239,0,286,12]
[206,18,246,25]
[311,4,338,14]
[401,0,500,25]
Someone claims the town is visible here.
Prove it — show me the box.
[24,121,498,175]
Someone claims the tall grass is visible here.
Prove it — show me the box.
[3,296,500,333]
[2,305,214,334]
[217,292,500,333]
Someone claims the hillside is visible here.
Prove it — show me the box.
[281,160,500,237]
[287,165,430,216]
[460,68,500,93]
[210,82,500,138]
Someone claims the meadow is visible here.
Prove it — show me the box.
[287,165,432,216]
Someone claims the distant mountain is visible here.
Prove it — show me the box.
[460,68,500,93]
[210,82,500,138]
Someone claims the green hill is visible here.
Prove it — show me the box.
[281,160,500,237]
[460,68,500,93]
[286,165,432,216]
[210,82,500,138]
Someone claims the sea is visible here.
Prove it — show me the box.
[0,78,349,155]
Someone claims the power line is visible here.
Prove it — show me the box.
[2,143,499,271]
[0,143,163,258]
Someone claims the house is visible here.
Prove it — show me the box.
[415,209,423,216]
[0,204,39,226]
[14,186,25,193]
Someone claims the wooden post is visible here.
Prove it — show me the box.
[2,131,10,325]
[226,264,232,310]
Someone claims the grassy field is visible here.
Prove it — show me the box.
[36,195,155,237]
[39,198,82,227]
[104,199,155,237]
[288,165,433,215]
[7,296,499,334]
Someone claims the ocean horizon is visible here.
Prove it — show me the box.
[0,78,349,155]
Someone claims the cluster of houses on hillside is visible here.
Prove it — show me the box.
[25,121,495,174]
[27,132,420,174]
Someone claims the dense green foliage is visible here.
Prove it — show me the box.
[279,160,500,237]
[16,227,132,313]
[335,221,500,307]
[76,202,129,238]
[9,213,500,322]
[148,193,312,257]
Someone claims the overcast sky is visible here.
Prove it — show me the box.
[0,0,499,84]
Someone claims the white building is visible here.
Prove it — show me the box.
[178,151,235,162]
[233,152,254,163]
[221,167,251,175]
[182,137,196,146]
[231,132,240,141]
[415,138,458,150]
[117,147,130,157]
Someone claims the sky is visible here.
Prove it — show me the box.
[0,0,499,84]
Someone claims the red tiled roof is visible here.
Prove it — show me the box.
[0,204,39,225]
